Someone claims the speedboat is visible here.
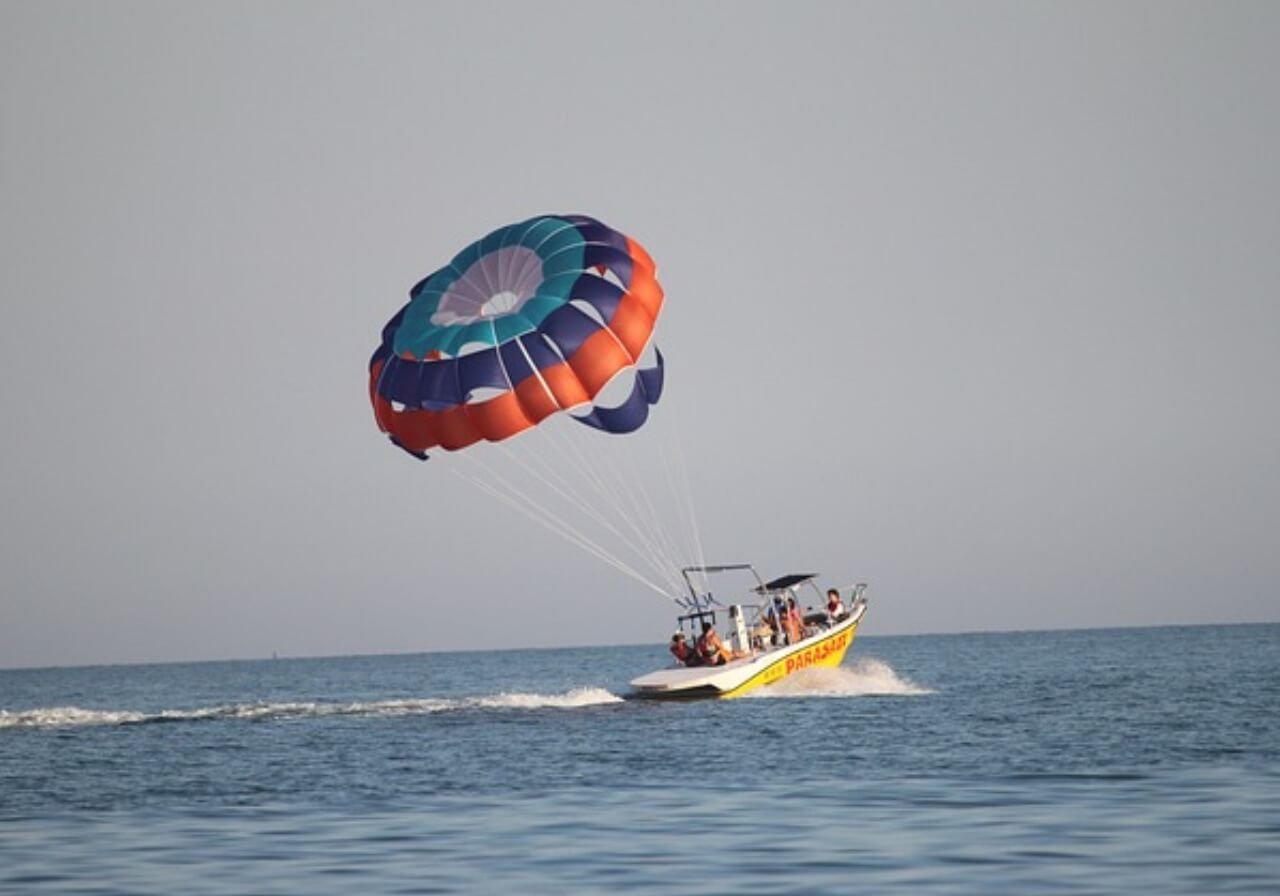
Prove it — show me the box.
[629,564,869,700]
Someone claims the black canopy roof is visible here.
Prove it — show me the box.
[755,573,817,593]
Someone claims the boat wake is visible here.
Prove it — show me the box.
[0,687,623,730]
[747,657,932,698]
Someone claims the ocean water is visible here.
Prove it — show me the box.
[2,624,1277,894]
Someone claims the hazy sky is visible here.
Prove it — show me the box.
[2,1,1277,668]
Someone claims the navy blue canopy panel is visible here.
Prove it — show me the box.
[573,348,665,434]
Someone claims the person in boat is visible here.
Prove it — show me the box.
[826,588,847,621]
[766,597,790,645]
[784,596,804,643]
[669,632,703,667]
[696,623,734,666]
[751,610,776,650]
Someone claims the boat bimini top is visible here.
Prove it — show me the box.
[755,573,818,593]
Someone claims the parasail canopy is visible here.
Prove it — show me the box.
[369,214,665,458]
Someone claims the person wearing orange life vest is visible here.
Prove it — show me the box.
[669,632,703,667]
[696,623,734,666]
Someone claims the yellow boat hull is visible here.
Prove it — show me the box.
[720,617,860,698]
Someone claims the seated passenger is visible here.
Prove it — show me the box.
[669,632,703,667]
[696,624,734,666]
[751,613,776,650]
[826,587,847,621]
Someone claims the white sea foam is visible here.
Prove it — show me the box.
[472,687,624,710]
[747,657,934,698]
[0,706,148,728]
[0,688,624,730]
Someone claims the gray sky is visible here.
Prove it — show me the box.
[2,1,1277,669]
